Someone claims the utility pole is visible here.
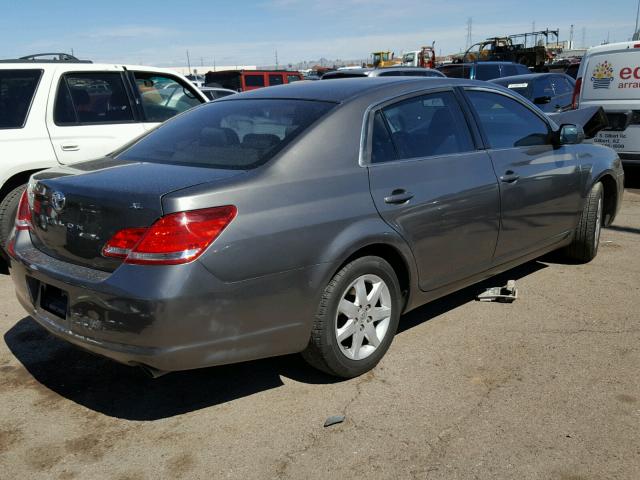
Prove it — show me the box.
[465,17,473,50]
[186,50,191,75]
[569,24,574,49]
[275,49,279,69]
[582,27,586,48]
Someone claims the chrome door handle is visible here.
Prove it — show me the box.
[499,171,520,183]
[61,144,79,151]
[384,189,414,204]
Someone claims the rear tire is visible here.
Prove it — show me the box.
[302,256,402,378]
[0,184,27,252]
[563,182,603,263]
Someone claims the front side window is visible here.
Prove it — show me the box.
[54,72,134,125]
[0,69,42,129]
[244,75,265,87]
[377,91,474,160]
[269,74,284,86]
[118,99,335,169]
[467,90,550,149]
[134,72,201,122]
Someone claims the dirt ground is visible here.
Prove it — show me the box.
[0,170,639,480]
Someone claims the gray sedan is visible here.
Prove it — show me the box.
[8,78,624,378]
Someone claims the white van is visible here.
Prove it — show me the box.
[574,41,640,165]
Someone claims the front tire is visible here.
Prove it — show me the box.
[563,182,603,263]
[302,256,402,378]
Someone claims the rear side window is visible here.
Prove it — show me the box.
[0,69,42,129]
[475,64,501,80]
[118,99,335,169]
[467,90,550,149]
[438,65,469,78]
[371,111,397,163]
[378,91,474,160]
[287,75,301,83]
[244,75,265,87]
[134,72,202,122]
[269,74,284,86]
[54,72,134,125]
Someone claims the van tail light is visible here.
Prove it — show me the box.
[102,206,237,265]
[15,190,32,231]
[572,77,582,109]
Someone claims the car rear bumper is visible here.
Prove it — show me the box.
[9,232,322,372]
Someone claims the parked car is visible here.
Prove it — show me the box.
[438,61,530,80]
[490,73,576,112]
[8,77,624,379]
[321,67,445,79]
[0,54,208,263]
[574,41,640,166]
[199,86,237,101]
[204,70,303,91]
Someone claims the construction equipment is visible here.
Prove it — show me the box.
[402,43,436,69]
[463,29,559,69]
[370,51,401,68]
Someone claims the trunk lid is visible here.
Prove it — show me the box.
[29,159,245,271]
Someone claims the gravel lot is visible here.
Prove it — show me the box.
[0,170,639,480]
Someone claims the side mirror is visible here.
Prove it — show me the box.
[558,124,585,145]
[534,96,552,105]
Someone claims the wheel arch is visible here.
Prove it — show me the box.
[0,169,44,203]
[593,172,618,226]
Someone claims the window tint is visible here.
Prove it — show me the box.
[475,64,501,80]
[532,78,554,99]
[0,69,42,129]
[269,74,284,86]
[380,91,474,160]
[55,72,134,125]
[244,75,265,87]
[134,72,201,122]
[552,76,573,95]
[467,90,550,149]
[118,99,334,169]
[438,65,469,78]
[287,75,301,83]
[371,111,397,163]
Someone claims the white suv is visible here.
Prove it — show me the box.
[0,54,208,260]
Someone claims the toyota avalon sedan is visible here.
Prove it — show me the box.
[8,78,624,378]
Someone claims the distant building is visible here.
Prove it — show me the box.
[167,65,258,76]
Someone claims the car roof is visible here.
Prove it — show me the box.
[219,77,489,103]
[585,41,640,55]
[491,73,574,84]
[440,61,523,67]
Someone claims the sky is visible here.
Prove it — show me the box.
[1,0,639,67]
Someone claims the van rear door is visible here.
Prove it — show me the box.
[581,48,640,156]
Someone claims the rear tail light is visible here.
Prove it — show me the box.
[102,206,237,265]
[15,190,32,231]
[572,77,582,109]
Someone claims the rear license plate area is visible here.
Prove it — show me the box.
[40,284,68,319]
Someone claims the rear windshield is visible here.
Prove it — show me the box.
[0,69,42,129]
[117,99,335,169]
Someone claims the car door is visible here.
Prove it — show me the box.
[463,88,583,264]
[366,89,501,292]
[129,71,204,131]
[46,69,146,164]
